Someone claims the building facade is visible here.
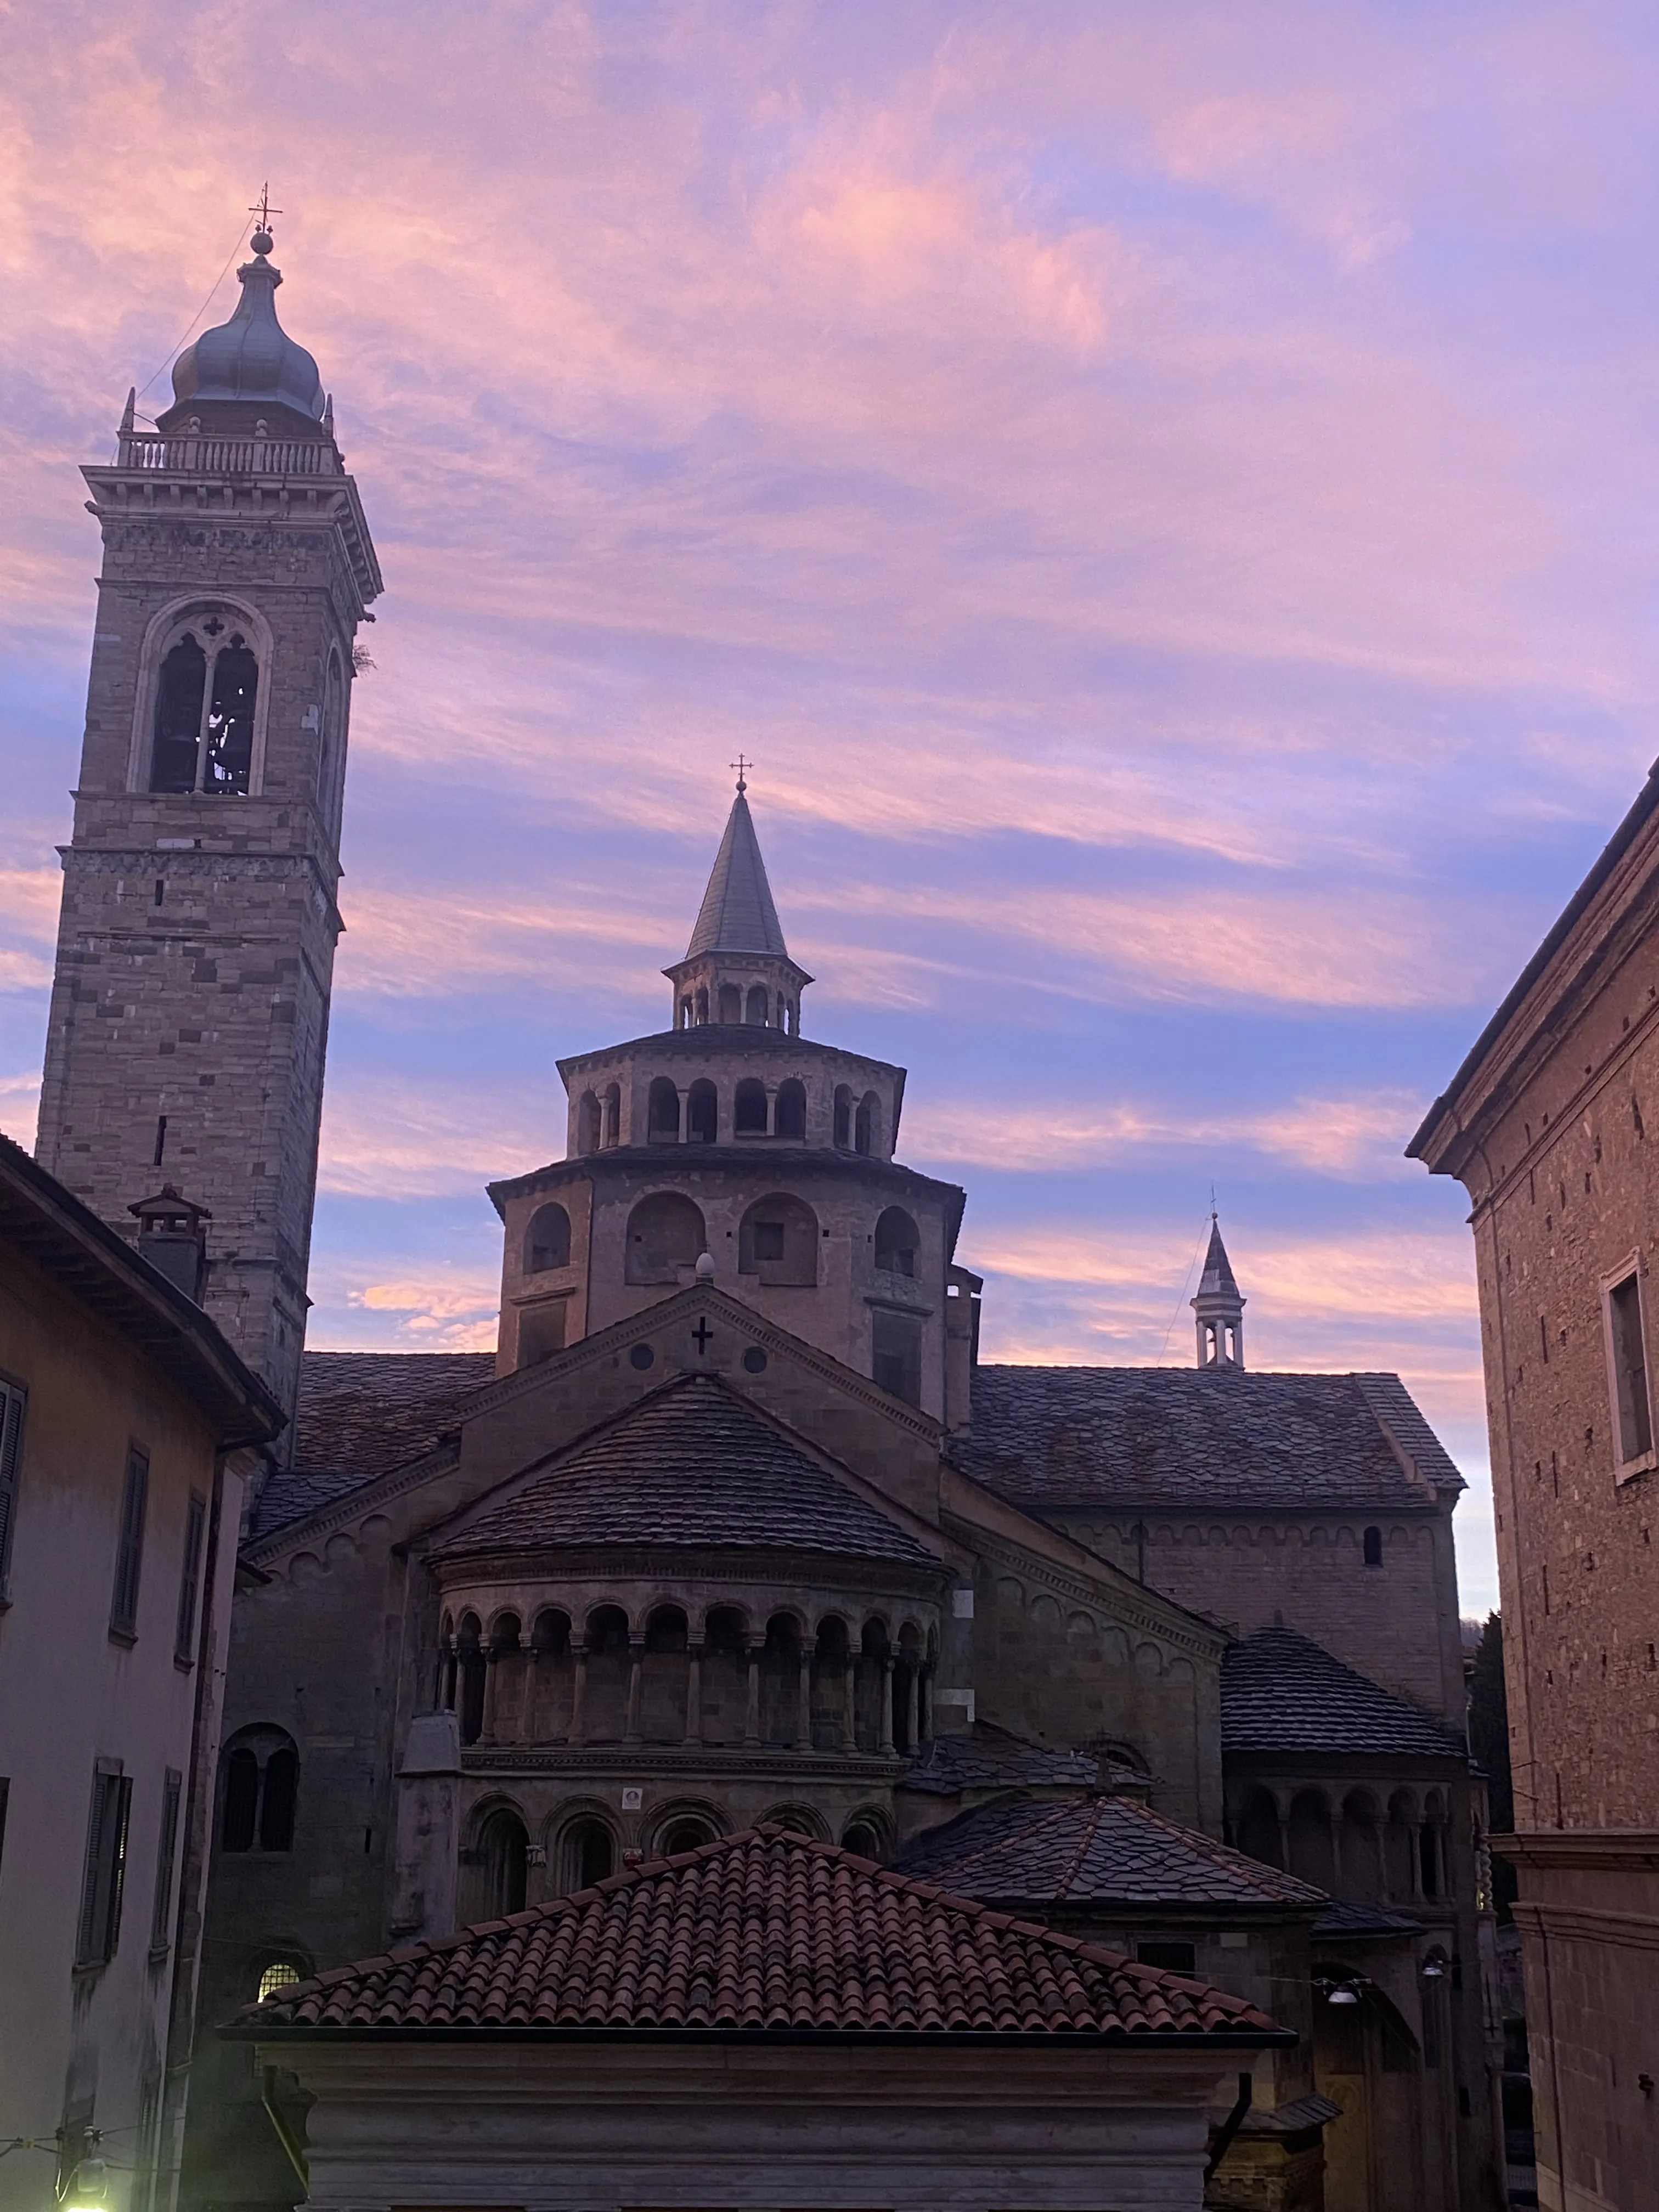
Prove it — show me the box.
[35,223,381,1431]
[0,1137,280,2212]
[1411,768,1659,2212]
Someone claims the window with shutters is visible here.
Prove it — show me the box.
[174,1493,207,1662]
[76,1764,133,1968]
[0,1376,25,1598]
[110,1446,149,1640]
[149,1769,183,1956]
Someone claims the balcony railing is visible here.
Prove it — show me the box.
[114,430,341,477]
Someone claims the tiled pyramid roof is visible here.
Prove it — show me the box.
[236,1828,1284,2040]
[685,790,790,959]
[895,1793,1325,1909]
[955,1365,1463,1509]
[432,1373,935,1565]
[1222,1628,1465,1758]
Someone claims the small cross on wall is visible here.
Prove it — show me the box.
[692,1318,714,1353]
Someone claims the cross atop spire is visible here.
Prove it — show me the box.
[248,183,283,250]
[730,753,751,794]
[1192,1211,1246,1369]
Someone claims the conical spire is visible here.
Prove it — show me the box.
[685,787,790,960]
[1192,1212,1246,1369]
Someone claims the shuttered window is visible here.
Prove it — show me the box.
[0,1378,26,1594]
[174,1493,207,1661]
[110,1447,149,1639]
[76,1765,133,1967]
[149,1768,183,1955]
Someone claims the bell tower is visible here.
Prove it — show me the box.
[1192,1213,1246,1369]
[35,220,382,1433]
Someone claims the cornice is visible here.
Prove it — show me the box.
[1496,1827,1659,1872]
[944,1511,1226,1663]
[428,1545,948,1598]
[460,1745,908,1783]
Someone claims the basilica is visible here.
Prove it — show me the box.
[30,228,1503,2212]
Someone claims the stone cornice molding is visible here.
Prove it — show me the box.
[1510,1899,1659,1951]
[460,1745,908,1782]
[1496,1828,1659,1871]
[244,1441,462,1567]
[941,1510,1225,1663]
[429,1546,949,1600]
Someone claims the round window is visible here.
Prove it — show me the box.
[742,1347,768,1374]
[629,1343,655,1370]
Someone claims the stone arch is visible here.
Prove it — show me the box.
[1235,1785,1283,1870]
[601,1082,620,1148]
[811,1613,853,1751]
[1363,1523,1384,1568]
[840,1807,892,1861]
[647,1077,680,1144]
[874,1206,919,1277]
[524,1201,571,1274]
[580,1604,631,1743]
[1340,1788,1385,1900]
[1288,1787,1336,1891]
[700,1604,749,1746]
[1385,1789,1420,1900]
[1133,1639,1165,1681]
[577,1091,601,1155]
[733,1077,769,1135]
[760,1612,804,1746]
[131,592,276,797]
[738,1192,819,1286]
[624,1192,706,1285]
[465,1799,529,1922]
[763,1802,830,1841]
[649,1798,727,1857]
[455,1612,486,1746]
[552,1803,618,1894]
[718,982,742,1023]
[220,1725,298,1853]
[529,1608,574,1741]
[855,1090,881,1156]
[833,1084,853,1149]
[745,984,770,1025]
[640,1604,690,1743]
[774,1077,807,1140]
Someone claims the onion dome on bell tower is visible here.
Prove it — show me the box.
[156,219,328,438]
[664,768,813,1035]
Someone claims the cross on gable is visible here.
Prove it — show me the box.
[692,1317,713,1353]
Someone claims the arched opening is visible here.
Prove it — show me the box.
[856,1618,890,1752]
[745,984,769,1025]
[893,1622,923,1755]
[695,985,709,1025]
[776,992,788,1031]
[1288,1788,1335,1892]
[219,1728,299,1853]
[678,996,692,1030]
[601,1083,621,1148]
[624,1193,707,1285]
[1340,1791,1385,1901]
[774,1078,807,1141]
[833,1085,853,1149]
[1235,1787,1282,1870]
[647,1077,681,1144]
[658,1813,719,1857]
[582,1606,631,1742]
[874,1206,919,1277]
[641,1605,690,1743]
[561,1817,616,1893]
[686,1079,718,1144]
[151,635,209,792]
[719,983,742,1024]
[733,1078,769,1136]
[738,1193,819,1286]
[456,1614,486,1746]
[204,639,259,791]
[760,1613,802,1747]
[841,1819,884,1861]
[1420,1793,1444,1897]
[577,1091,601,1155]
[701,1606,748,1746]
[476,1808,528,1920]
[1363,1525,1384,1568]
[256,1957,306,2004]
[529,1609,573,1740]
[812,1616,851,1751]
[524,1202,571,1274]
[854,1091,880,1156]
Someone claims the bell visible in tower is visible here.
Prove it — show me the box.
[33,205,383,1443]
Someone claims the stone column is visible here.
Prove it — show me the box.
[902,1664,919,1754]
[522,1644,539,1742]
[879,1656,896,1756]
[685,1643,703,1745]
[919,1665,934,1746]
[479,1647,502,1744]
[571,1643,589,1745]
[843,1657,859,1751]
[624,1638,645,1746]
[744,1640,764,1748]
[1277,1803,1292,1878]
[797,1643,815,1750]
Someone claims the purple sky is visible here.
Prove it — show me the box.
[8,3,1659,1613]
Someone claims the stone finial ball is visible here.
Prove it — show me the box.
[251,230,274,255]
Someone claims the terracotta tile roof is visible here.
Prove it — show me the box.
[238,1827,1284,2041]
[251,1351,494,1538]
[1222,1628,1466,1758]
[433,1373,936,1565]
[895,1794,1326,1909]
[955,1365,1463,1510]
[900,1722,1103,1797]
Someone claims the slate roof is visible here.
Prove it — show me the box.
[900,1723,1103,1798]
[1195,1218,1241,1303]
[1312,1900,1422,1942]
[894,1794,1326,1910]
[250,1351,495,1540]
[236,1827,1284,2040]
[432,1373,936,1566]
[953,1365,1463,1511]
[1221,1629,1466,1759]
[684,790,791,960]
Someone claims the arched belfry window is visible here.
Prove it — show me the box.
[524,1202,571,1274]
[220,1726,298,1852]
[150,618,261,796]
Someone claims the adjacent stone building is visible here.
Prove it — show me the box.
[0,1136,281,2212]
[1411,766,1659,2212]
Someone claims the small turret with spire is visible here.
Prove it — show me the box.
[663,765,813,1035]
[1192,1212,1245,1369]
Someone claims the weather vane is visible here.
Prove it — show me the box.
[249,183,283,242]
[730,754,752,793]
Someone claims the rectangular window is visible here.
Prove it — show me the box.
[1605,1270,1654,1471]
[174,1493,207,1662]
[0,1376,26,1595]
[76,1765,133,1968]
[1135,1939,1197,1974]
[149,1768,183,1956]
[110,1447,149,1639]
[871,1310,923,1407]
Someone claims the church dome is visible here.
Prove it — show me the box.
[166,233,325,424]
